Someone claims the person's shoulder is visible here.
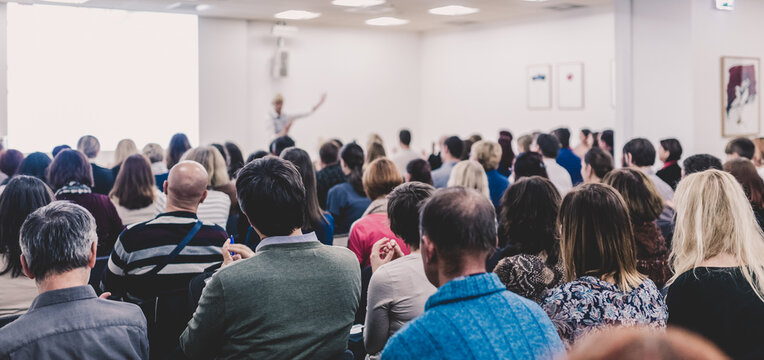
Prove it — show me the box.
[328,181,349,194]
[319,245,360,267]
[92,298,147,326]
[382,313,431,357]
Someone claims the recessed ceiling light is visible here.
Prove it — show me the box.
[274,10,321,20]
[332,0,386,7]
[42,0,89,4]
[428,5,479,16]
[196,4,211,11]
[365,17,409,26]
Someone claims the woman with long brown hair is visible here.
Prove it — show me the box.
[724,158,764,230]
[109,154,166,225]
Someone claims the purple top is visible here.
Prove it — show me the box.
[56,193,124,257]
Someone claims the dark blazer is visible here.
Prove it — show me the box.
[91,163,115,195]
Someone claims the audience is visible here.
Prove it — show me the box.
[517,133,534,154]
[142,142,168,190]
[166,132,192,170]
[180,157,361,359]
[211,143,230,167]
[0,176,54,316]
[0,149,23,185]
[753,137,764,178]
[270,135,295,156]
[446,160,490,199]
[603,169,671,288]
[572,128,592,159]
[348,158,407,267]
[581,147,614,183]
[657,138,683,190]
[77,135,115,195]
[666,170,764,359]
[364,182,437,357]
[182,146,233,228]
[405,158,433,185]
[534,133,573,194]
[392,129,420,175]
[724,137,756,162]
[622,138,675,224]
[599,129,614,157]
[247,150,269,163]
[683,154,723,176]
[109,154,167,225]
[281,147,335,245]
[552,127,584,185]
[51,144,71,158]
[327,143,371,234]
[497,130,515,177]
[724,158,764,228]
[0,202,148,359]
[513,151,548,180]
[431,136,463,188]
[471,140,509,208]
[112,138,139,178]
[568,327,730,360]
[542,184,667,345]
[316,141,345,209]
[381,187,564,359]
[492,176,564,304]
[15,151,52,184]
[224,141,245,179]
[366,141,387,164]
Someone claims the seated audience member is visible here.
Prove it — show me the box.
[392,129,420,175]
[367,141,387,164]
[0,149,23,185]
[581,147,613,183]
[753,137,764,179]
[111,138,139,178]
[516,134,534,154]
[657,138,683,190]
[348,158,407,267]
[426,136,446,171]
[431,136,463,188]
[281,147,335,245]
[543,184,667,345]
[182,146,233,228]
[0,202,148,359]
[568,327,729,360]
[0,176,54,316]
[212,143,230,167]
[533,134,573,195]
[405,158,433,185]
[492,177,564,304]
[368,133,384,150]
[552,128,583,185]
[724,137,756,162]
[224,141,245,179]
[447,160,490,199]
[471,140,509,208]
[109,154,167,226]
[603,169,671,288]
[51,144,71,157]
[724,158,764,229]
[381,187,564,359]
[683,154,723,177]
[327,143,371,234]
[180,157,361,360]
[316,141,345,209]
[599,130,614,157]
[103,161,227,358]
[460,134,483,161]
[666,170,764,359]
[364,182,438,356]
[513,152,549,181]
[166,133,192,170]
[17,152,52,183]
[270,135,295,156]
[622,138,675,223]
[497,131,515,177]
[77,135,115,195]
[247,150,269,163]
[48,149,123,258]
[142,142,169,190]
[572,128,593,159]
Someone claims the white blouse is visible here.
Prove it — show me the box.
[112,190,167,226]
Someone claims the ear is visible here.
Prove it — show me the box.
[493,236,499,248]
[20,254,35,280]
[87,241,97,269]
[199,189,208,204]
[163,180,169,195]
[421,235,437,264]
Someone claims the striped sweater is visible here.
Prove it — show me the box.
[101,211,228,299]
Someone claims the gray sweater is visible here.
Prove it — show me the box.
[180,238,361,360]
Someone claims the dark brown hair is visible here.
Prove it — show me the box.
[281,147,327,231]
[363,158,403,200]
[603,168,664,225]
[47,150,94,191]
[110,154,156,209]
[724,158,764,208]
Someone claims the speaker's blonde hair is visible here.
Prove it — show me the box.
[669,170,764,302]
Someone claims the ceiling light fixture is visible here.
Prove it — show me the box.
[274,10,321,20]
[428,5,479,16]
[332,0,386,7]
[196,4,211,11]
[42,0,90,4]
[365,17,409,26]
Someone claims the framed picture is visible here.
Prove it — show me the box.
[558,62,584,109]
[721,56,760,137]
[527,65,551,109]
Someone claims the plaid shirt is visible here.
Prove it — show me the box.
[55,181,92,196]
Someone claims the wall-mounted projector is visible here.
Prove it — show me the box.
[272,37,289,78]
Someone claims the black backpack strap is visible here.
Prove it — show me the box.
[145,221,203,276]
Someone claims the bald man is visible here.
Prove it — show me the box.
[102,161,229,359]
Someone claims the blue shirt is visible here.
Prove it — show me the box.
[556,148,583,185]
[381,273,564,360]
[326,182,371,234]
[431,161,457,189]
[485,169,509,208]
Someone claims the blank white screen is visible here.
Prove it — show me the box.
[7,4,199,153]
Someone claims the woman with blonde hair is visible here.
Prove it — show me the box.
[366,142,386,165]
[111,138,138,178]
[447,160,490,199]
[666,170,764,359]
[181,146,233,228]
[471,140,508,208]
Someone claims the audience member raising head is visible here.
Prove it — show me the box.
[405,158,433,185]
[326,142,370,234]
[568,327,730,360]
[281,147,335,245]
[0,150,24,184]
[657,138,683,190]
[16,152,52,184]
[724,158,764,228]
[534,134,572,194]
[683,154,723,177]
[552,127,584,185]
[497,130,515,177]
[471,140,509,208]
[543,183,668,345]
[316,140,344,209]
[431,135,463,188]
[77,135,115,195]
[181,146,233,228]
[514,152,548,180]
[270,135,296,157]
[108,154,167,226]
[224,142,245,179]
[493,176,564,304]
[725,137,756,162]
[447,160,490,200]
[666,170,764,359]
[603,169,671,288]
[167,133,192,170]
[382,187,564,359]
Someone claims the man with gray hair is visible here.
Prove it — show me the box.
[0,202,148,359]
[77,135,115,195]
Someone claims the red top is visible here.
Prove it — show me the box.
[347,213,410,267]
[661,160,678,170]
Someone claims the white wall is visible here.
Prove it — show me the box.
[0,3,6,145]
[419,8,615,149]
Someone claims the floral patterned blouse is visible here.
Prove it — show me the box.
[541,276,668,344]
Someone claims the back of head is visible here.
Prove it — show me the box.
[406,159,433,185]
[623,138,656,167]
[363,158,403,200]
[568,327,730,360]
[443,136,464,159]
[182,146,230,188]
[601,130,614,149]
[584,147,614,179]
[552,128,571,149]
[387,182,435,249]
[603,168,664,225]
[421,187,497,273]
[724,158,764,207]
[52,145,71,158]
[47,149,94,191]
[76,135,100,159]
[0,175,55,277]
[660,138,683,162]
[225,142,245,179]
[281,147,323,227]
[366,142,387,164]
[559,183,643,291]
[725,137,756,159]
[17,152,52,183]
[114,139,139,166]
[683,154,722,175]
[167,133,192,170]
[247,150,269,163]
[367,133,384,149]
[460,139,474,161]
[499,176,561,259]
[142,143,164,164]
[270,136,296,156]
[471,140,502,171]
[447,161,489,199]
[517,134,533,153]
[211,143,230,166]
[236,157,306,237]
[514,152,548,180]
[497,131,515,169]
[341,143,366,196]
[319,141,340,166]
[0,150,24,177]
[399,129,412,146]
[536,133,561,159]
[110,154,156,209]
[166,160,209,209]
[20,202,97,281]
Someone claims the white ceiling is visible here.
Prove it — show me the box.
[5,0,613,31]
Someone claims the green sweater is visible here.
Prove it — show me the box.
[180,240,361,359]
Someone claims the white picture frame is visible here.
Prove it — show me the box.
[527,64,552,109]
[721,56,760,137]
[558,62,584,109]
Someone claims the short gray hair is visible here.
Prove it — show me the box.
[142,143,164,163]
[20,201,97,280]
[77,135,100,159]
